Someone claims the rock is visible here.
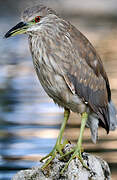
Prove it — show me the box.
[12,144,111,180]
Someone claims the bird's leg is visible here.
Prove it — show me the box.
[60,112,88,174]
[41,108,70,169]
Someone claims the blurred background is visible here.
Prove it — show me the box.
[0,0,117,179]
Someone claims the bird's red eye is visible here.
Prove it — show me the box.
[35,16,41,23]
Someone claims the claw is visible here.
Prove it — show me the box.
[59,148,74,160]
[40,148,56,163]
[40,142,66,170]
[41,138,70,169]
[60,148,89,174]
[62,139,69,147]
[41,156,55,170]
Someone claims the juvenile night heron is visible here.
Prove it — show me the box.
[5,5,117,173]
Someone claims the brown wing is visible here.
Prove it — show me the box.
[60,24,110,133]
[64,63,109,133]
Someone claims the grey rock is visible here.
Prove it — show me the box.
[12,144,111,180]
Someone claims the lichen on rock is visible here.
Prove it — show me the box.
[12,144,111,180]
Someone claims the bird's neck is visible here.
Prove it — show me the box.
[28,17,70,72]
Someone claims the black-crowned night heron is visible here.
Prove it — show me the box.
[5,5,117,173]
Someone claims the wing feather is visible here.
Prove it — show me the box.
[57,23,110,132]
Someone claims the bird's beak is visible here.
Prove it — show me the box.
[4,22,28,38]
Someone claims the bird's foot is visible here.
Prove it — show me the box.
[40,139,68,170]
[60,146,89,174]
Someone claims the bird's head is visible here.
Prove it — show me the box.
[4,5,57,38]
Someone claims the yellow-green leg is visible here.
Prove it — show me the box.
[41,108,70,170]
[60,112,88,174]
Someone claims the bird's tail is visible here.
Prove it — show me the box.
[108,100,117,131]
[87,100,117,143]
